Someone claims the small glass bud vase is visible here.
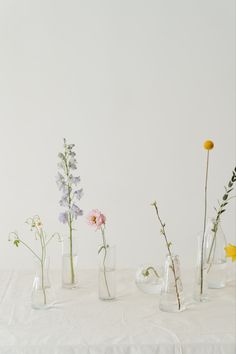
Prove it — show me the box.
[31,258,54,310]
[62,235,79,289]
[135,265,163,294]
[159,254,185,312]
[205,219,227,289]
[194,233,208,302]
[98,245,116,300]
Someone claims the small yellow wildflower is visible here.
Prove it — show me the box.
[204,140,214,150]
[224,244,236,262]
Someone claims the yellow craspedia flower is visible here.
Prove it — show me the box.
[224,244,236,262]
[204,140,214,150]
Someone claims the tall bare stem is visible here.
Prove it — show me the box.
[200,151,209,295]
[152,202,181,310]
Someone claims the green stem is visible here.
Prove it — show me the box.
[152,202,181,310]
[69,213,75,285]
[41,259,46,305]
[207,236,217,273]
[11,235,41,261]
[143,266,160,278]
[200,150,209,295]
[101,227,111,298]
[64,147,75,286]
[39,230,47,305]
[206,228,217,266]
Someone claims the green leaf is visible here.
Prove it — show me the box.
[220,209,226,214]
[227,188,233,193]
[168,242,172,248]
[223,194,228,200]
[98,246,105,254]
[13,240,20,247]
[228,181,233,188]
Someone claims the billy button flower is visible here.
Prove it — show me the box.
[204,140,214,150]
[199,140,214,297]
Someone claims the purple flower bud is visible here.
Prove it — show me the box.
[59,194,69,207]
[74,189,83,201]
[70,204,83,219]
[59,212,68,224]
[69,176,80,185]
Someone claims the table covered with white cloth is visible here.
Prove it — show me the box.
[0,269,235,354]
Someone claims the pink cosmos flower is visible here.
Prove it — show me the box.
[87,209,106,230]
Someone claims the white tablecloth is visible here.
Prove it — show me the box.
[0,269,235,354]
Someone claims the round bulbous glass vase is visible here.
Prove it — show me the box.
[31,257,55,310]
[62,235,79,289]
[159,254,185,313]
[205,219,227,289]
[194,233,209,302]
[135,265,163,294]
[98,245,116,300]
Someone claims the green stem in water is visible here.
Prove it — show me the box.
[152,202,181,311]
[200,150,209,295]
[142,266,160,279]
[101,227,111,298]
[69,213,75,285]
[39,229,47,305]
[64,146,75,286]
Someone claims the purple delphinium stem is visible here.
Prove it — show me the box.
[57,139,83,286]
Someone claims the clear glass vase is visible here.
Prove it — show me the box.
[159,254,185,312]
[98,245,116,300]
[205,219,227,289]
[194,233,208,302]
[62,235,79,289]
[31,258,54,309]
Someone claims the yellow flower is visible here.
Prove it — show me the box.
[203,140,214,150]
[224,244,236,262]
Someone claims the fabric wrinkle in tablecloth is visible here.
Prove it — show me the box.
[0,269,235,354]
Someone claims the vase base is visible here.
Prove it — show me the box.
[32,303,54,310]
[193,293,209,303]
[99,296,116,301]
[62,282,79,289]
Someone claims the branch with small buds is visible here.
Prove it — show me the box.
[151,201,181,311]
[207,167,236,269]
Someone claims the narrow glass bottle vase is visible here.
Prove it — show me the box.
[205,219,227,289]
[62,235,79,289]
[98,245,116,300]
[194,233,208,302]
[159,254,185,312]
[31,257,54,309]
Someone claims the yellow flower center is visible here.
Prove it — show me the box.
[91,216,97,223]
[203,140,214,150]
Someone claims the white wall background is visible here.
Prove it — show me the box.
[0,0,235,270]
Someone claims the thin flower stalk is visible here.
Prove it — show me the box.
[101,226,111,298]
[57,139,83,286]
[9,216,60,306]
[152,202,181,311]
[142,266,160,279]
[200,140,214,296]
[200,150,210,294]
[87,209,111,298]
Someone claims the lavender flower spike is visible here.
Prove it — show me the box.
[56,138,83,286]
